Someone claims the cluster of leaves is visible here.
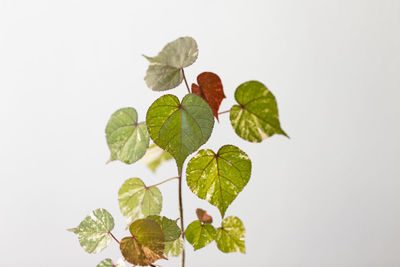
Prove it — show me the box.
[69,37,287,266]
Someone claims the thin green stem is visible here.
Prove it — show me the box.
[178,167,185,267]
[148,176,179,188]
[181,68,191,94]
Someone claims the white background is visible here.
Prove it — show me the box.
[1,0,399,266]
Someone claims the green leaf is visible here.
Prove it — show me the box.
[165,237,184,257]
[186,145,251,217]
[97,258,126,267]
[185,220,216,250]
[120,218,166,266]
[146,94,214,171]
[105,107,150,164]
[147,215,181,242]
[140,144,173,172]
[230,81,288,142]
[118,178,162,224]
[144,36,198,91]
[216,216,246,253]
[68,208,114,254]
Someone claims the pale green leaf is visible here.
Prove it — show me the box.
[165,237,184,257]
[216,216,246,253]
[105,107,149,164]
[146,94,214,171]
[120,218,166,266]
[140,144,173,172]
[144,37,198,91]
[118,178,162,224]
[147,215,181,242]
[230,81,288,142]
[186,145,251,217]
[68,208,114,254]
[97,258,126,267]
[185,220,216,250]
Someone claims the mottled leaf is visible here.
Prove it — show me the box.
[105,107,149,164]
[196,208,213,224]
[120,218,166,266]
[165,237,184,257]
[140,144,173,172]
[185,220,216,250]
[118,178,162,224]
[97,258,126,267]
[146,94,214,171]
[148,215,181,242]
[230,81,288,142]
[68,208,114,254]
[144,37,198,91]
[216,216,245,253]
[186,145,251,217]
[192,72,225,120]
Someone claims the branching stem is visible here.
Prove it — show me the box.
[108,231,120,244]
[181,68,191,94]
[148,176,179,188]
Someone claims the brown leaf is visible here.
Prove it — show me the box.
[120,218,167,266]
[191,72,225,121]
[196,208,213,224]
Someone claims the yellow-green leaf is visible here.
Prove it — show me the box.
[185,220,216,250]
[140,144,173,172]
[230,81,288,142]
[165,237,184,257]
[120,218,166,266]
[147,215,181,242]
[216,216,246,253]
[186,145,251,217]
[146,94,214,171]
[97,258,126,267]
[68,208,114,254]
[144,37,198,91]
[105,107,149,164]
[118,178,162,224]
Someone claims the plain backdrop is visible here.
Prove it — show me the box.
[1,0,399,266]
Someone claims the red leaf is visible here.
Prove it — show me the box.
[196,208,213,224]
[191,72,226,121]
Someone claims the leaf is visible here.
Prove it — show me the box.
[120,218,166,266]
[140,144,173,172]
[186,145,251,217]
[216,216,246,253]
[191,72,225,120]
[146,94,214,171]
[105,107,150,164]
[144,37,198,91]
[185,220,216,250]
[147,215,181,242]
[97,258,126,267]
[196,208,213,224]
[230,81,288,142]
[68,208,114,254]
[118,178,162,224]
[165,237,184,257]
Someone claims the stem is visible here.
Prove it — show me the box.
[148,176,179,188]
[218,109,230,115]
[181,68,191,94]
[178,168,185,267]
[108,231,120,244]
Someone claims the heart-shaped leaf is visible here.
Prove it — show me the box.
[68,208,114,254]
[196,208,213,224]
[140,144,173,172]
[97,258,126,267]
[147,215,181,242]
[106,107,149,164]
[146,94,214,171]
[118,178,162,224]
[230,81,288,142]
[186,145,251,217]
[192,72,225,120]
[165,237,184,257]
[216,216,246,253]
[120,218,166,266]
[144,37,198,91]
[185,220,216,250]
